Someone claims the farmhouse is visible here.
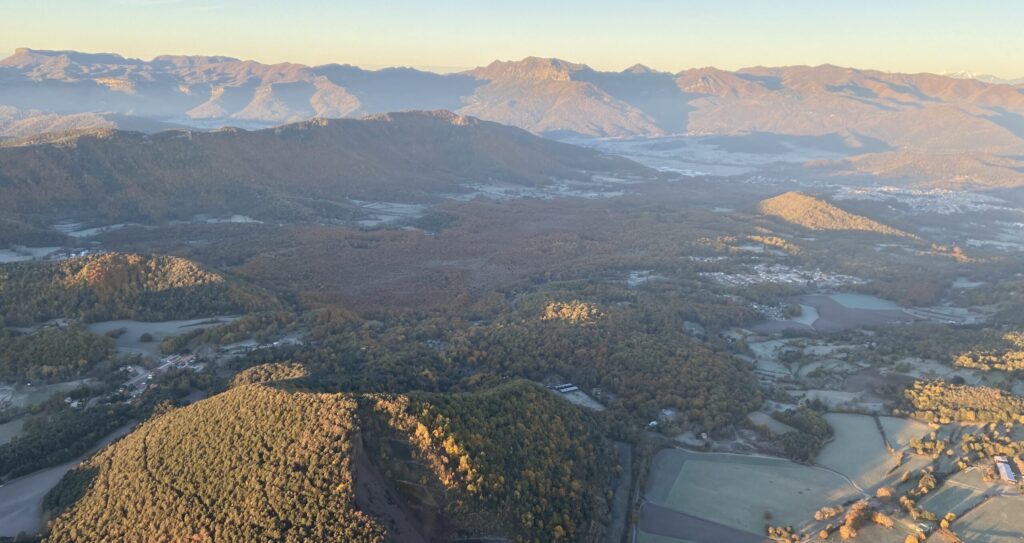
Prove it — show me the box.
[994,456,1018,484]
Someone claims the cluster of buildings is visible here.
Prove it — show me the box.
[832,186,1015,215]
[549,383,579,394]
[155,353,200,374]
[701,263,865,288]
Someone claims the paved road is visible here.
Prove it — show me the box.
[0,424,134,537]
[639,502,771,543]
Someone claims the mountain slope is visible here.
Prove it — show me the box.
[42,377,616,542]
[367,381,614,541]
[0,110,653,222]
[44,384,387,543]
[759,191,918,239]
[461,57,663,137]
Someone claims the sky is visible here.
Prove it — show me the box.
[2,0,1023,77]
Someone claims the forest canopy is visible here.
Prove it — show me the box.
[0,252,278,325]
[44,384,386,543]
[0,325,111,382]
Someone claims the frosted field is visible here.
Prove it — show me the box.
[816,413,892,490]
[86,316,237,358]
[636,532,695,543]
[0,246,60,263]
[645,449,858,535]
[817,414,932,493]
[919,470,995,516]
[877,416,931,450]
[796,358,859,378]
[0,379,90,410]
[558,389,606,411]
[747,339,796,375]
[953,495,1024,543]
[828,293,901,310]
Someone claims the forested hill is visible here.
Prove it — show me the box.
[44,384,387,543]
[0,110,654,223]
[369,381,615,541]
[758,191,919,239]
[42,376,617,542]
[0,252,277,325]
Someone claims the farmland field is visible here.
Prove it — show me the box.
[816,413,892,490]
[877,416,931,450]
[919,470,996,517]
[636,531,695,543]
[952,495,1024,543]
[644,448,858,536]
[86,316,237,358]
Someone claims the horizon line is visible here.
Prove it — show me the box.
[3,46,1022,81]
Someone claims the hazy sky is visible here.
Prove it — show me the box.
[3,0,1023,76]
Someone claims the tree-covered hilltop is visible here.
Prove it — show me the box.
[0,217,70,247]
[44,384,386,543]
[759,191,918,239]
[899,380,1024,424]
[0,324,111,382]
[40,376,619,543]
[464,304,763,430]
[0,252,278,325]
[229,362,308,387]
[368,381,615,542]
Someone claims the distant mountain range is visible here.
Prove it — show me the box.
[945,71,1024,86]
[3,48,1024,187]
[3,48,1023,141]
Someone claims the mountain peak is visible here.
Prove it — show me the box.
[622,63,661,75]
[152,54,242,67]
[360,109,479,126]
[471,57,590,81]
[1,47,135,67]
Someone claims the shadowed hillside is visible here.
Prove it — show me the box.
[0,110,653,222]
[367,380,615,541]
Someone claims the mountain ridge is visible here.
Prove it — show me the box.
[0,109,654,223]
[4,49,1024,187]
[4,48,1024,140]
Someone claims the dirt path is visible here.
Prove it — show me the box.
[607,441,633,543]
